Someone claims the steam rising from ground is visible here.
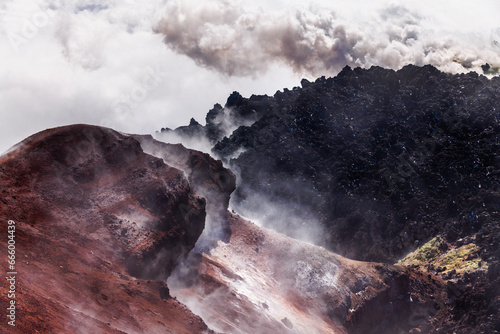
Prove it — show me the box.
[155,130,213,154]
[155,0,500,77]
[136,136,235,252]
[168,215,346,334]
[229,179,326,246]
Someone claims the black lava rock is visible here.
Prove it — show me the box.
[161,64,500,334]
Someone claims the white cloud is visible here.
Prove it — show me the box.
[0,0,499,154]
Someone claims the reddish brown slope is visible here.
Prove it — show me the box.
[170,213,449,334]
[0,125,214,334]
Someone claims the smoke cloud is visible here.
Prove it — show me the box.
[155,0,500,77]
[1,0,498,155]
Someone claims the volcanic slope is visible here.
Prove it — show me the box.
[0,124,220,334]
[169,213,448,334]
[0,124,451,334]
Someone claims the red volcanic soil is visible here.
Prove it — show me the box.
[170,213,449,334]
[0,125,214,333]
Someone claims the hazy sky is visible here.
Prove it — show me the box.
[1,0,499,154]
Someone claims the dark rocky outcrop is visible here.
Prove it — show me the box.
[212,65,500,265]
[134,134,236,249]
[163,65,500,262]
[161,65,500,333]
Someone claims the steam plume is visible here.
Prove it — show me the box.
[155,0,500,77]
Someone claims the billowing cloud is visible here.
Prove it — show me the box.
[0,0,499,154]
[0,0,295,154]
[155,0,500,76]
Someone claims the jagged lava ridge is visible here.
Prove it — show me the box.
[160,65,500,333]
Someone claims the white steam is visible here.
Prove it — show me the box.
[155,0,500,77]
[155,130,213,154]
[230,190,326,246]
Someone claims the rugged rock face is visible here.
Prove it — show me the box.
[0,125,218,333]
[214,66,500,264]
[161,65,500,333]
[159,92,272,145]
[134,134,236,250]
[169,213,448,334]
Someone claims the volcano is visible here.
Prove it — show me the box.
[1,65,500,334]
[1,124,447,333]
